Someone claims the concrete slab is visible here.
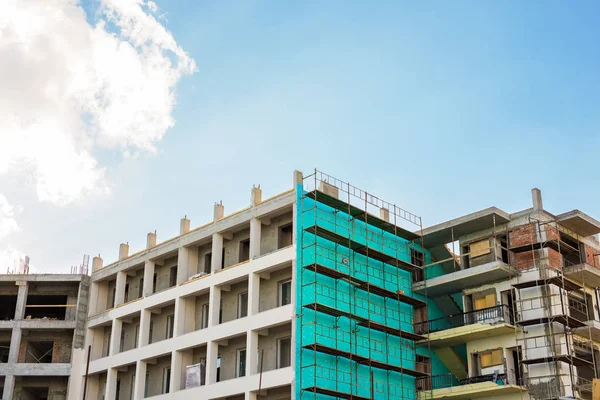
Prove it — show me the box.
[556,210,600,237]
[413,261,518,297]
[563,263,600,287]
[421,207,511,248]
[574,320,600,342]
[419,323,518,348]
[417,382,527,400]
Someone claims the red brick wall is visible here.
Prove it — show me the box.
[545,224,560,241]
[585,245,599,267]
[513,251,536,270]
[547,248,563,269]
[509,223,537,247]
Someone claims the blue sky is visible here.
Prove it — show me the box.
[5,1,600,271]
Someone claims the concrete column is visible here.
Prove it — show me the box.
[211,233,224,273]
[133,360,147,400]
[119,243,129,260]
[214,202,224,221]
[208,286,221,327]
[177,246,198,285]
[205,341,219,385]
[532,188,543,211]
[2,375,15,400]
[88,327,103,360]
[174,296,193,336]
[89,282,100,315]
[109,318,123,355]
[293,170,303,186]
[8,328,22,364]
[14,281,28,320]
[143,260,155,296]
[139,309,151,347]
[246,330,259,376]
[105,367,118,400]
[147,232,157,249]
[245,391,258,400]
[92,256,104,272]
[249,218,261,260]
[180,217,191,235]
[171,349,193,392]
[380,207,390,222]
[247,272,260,316]
[114,271,127,306]
[251,185,262,206]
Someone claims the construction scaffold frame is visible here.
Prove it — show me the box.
[298,169,431,400]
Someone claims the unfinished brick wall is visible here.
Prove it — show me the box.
[509,223,537,247]
[18,340,26,362]
[512,251,536,270]
[585,245,599,267]
[547,248,563,269]
[544,224,560,241]
[51,340,72,363]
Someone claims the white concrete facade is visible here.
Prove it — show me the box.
[82,176,300,400]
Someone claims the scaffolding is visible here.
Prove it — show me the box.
[298,170,430,400]
[510,218,598,400]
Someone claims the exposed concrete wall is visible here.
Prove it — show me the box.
[150,304,175,344]
[258,267,292,313]
[121,316,141,353]
[13,376,69,400]
[223,228,250,269]
[260,385,292,399]
[107,279,117,309]
[154,256,178,294]
[221,281,249,324]
[196,243,213,275]
[257,324,291,372]
[260,212,293,255]
[116,365,137,400]
[146,355,172,397]
[218,335,246,382]
[125,267,145,302]
[193,293,210,331]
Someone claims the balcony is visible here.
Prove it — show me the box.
[413,260,517,297]
[416,373,527,400]
[563,263,600,288]
[414,305,517,347]
[575,319,600,342]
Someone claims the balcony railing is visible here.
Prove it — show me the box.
[414,305,513,334]
[416,373,509,392]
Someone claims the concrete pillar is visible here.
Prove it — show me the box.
[143,260,155,296]
[139,309,151,346]
[178,246,198,285]
[293,170,303,186]
[88,327,103,360]
[109,318,123,355]
[214,202,224,221]
[246,391,258,400]
[380,208,390,222]
[249,218,261,260]
[246,330,259,375]
[171,349,193,392]
[147,232,157,249]
[2,375,15,400]
[532,188,543,211]
[133,360,147,400]
[251,185,262,206]
[180,217,191,235]
[8,328,22,364]
[93,256,103,272]
[14,281,28,319]
[208,286,221,327]
[205,341,219,385]
[119,243,129,260]
[114,271,127,306]
[105,367,118,400]
[174,296,193,336]
[248,272,260,316]
[84,374,100,400]
[211,233,224,273]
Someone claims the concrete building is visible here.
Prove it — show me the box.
[414,188,600,400]
[0,273,90,400]
[82,169,600,400]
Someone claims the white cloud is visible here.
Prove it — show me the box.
[0,0,196,205]
[0,194,20,239]
[0,0,195,271]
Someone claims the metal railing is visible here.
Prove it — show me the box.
[416,373,509,392]
[414,305,513,334]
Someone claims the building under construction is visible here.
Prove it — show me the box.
[0,270,91,400]
[22,168,598,400]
